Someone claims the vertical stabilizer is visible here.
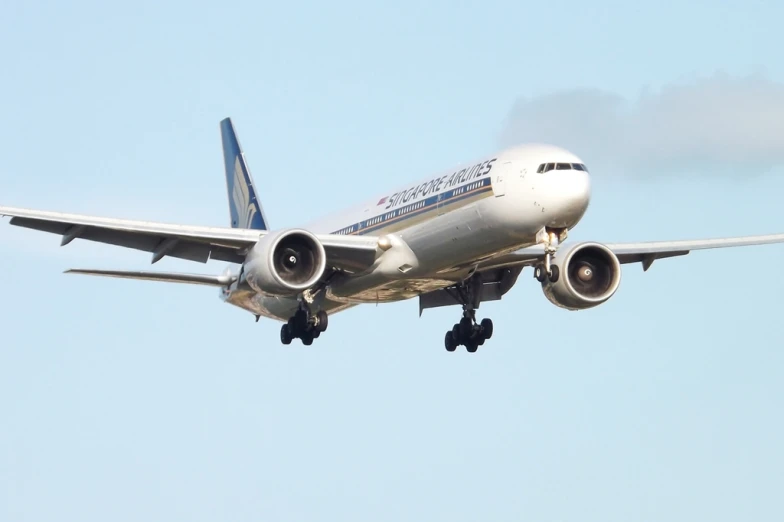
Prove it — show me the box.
[220,118,269,230]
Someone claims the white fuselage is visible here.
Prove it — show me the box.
[224,144,592,320]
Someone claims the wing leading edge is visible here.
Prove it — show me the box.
[65,269,238,286]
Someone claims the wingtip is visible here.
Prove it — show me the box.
[63,269,89,275]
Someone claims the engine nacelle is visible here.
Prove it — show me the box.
[542,242,622,310]
[242,229,327,297]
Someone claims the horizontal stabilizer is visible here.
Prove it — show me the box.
[65,269,237,287]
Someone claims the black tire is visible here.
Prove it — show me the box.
[302,334,314,346]
[287,317,299,337]
[316,310,329,332]
[466,342,478,353]
[445,331,457,352]
[535,266,546,283]
[459,317,473,338]
[312,329,321,339]
[480,318,493,340]
[549,265,560,283]
[280,324,293,345]
[451,324,461,343]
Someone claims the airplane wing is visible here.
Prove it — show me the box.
[419,233,784,313]
[0,206,379,272]
[477,233,784,272]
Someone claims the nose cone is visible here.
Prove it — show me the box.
[546,170,591,228]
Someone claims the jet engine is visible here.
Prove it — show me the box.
[242,229,327,297]
[541,242,622,310]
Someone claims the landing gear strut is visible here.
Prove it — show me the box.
[443,276,494,353]
[280,307,328,345]
[534,228,564,283]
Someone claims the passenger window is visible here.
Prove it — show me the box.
[536,163,545,173]
[545,163,555,172]
[556,163,571,170]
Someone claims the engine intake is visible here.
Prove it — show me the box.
[542,242,621,310]
[243,229,327,296]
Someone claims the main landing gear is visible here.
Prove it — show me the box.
[444,311,493,353]
[280,307,328,346]
[443,276,494,353]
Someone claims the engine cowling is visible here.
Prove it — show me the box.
[242,229,327,297]
[542,242,622,310]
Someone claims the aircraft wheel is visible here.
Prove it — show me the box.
[280,324,293,345]
[549,265,560,283]
[445,331,457,352]
[459,317,473,338]
[302,333,314,346]
[480,318,493,340]
[535,266,547,283]
[466,341,478,353]
[316,310,329,332]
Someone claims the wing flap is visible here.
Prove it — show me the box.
[10,216,69,235]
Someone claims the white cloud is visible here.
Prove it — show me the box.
[499,73,784,175]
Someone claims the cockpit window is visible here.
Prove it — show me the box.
[537,162,589,173]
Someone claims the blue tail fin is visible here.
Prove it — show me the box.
[220,118,269,230]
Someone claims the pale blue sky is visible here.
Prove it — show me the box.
[2,1,784,521]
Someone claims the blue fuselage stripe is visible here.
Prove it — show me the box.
[331,177,493,236]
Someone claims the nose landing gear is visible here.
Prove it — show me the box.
[534,264,560,283]
[534,228,565,283]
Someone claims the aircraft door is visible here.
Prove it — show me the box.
[493,168,507,197]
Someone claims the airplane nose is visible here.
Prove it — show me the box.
[547,170,591,228]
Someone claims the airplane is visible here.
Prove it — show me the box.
[3,117,784,352]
